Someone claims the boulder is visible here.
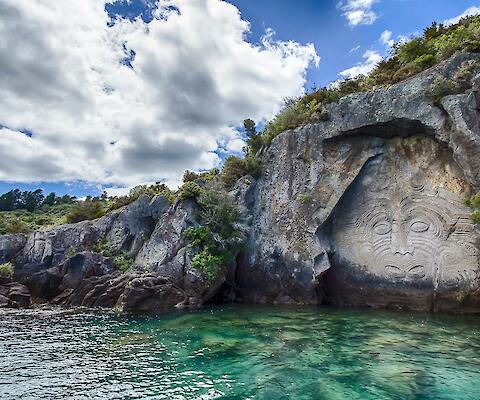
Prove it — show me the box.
[0,234,26,264]
[0,279,31,308]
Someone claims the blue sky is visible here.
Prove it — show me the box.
[1,0,479,197]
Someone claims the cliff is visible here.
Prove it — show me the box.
[1,53,480,313]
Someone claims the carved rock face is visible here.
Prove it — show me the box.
[326,137,479,307]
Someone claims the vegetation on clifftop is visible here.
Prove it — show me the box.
[260,15,480,145]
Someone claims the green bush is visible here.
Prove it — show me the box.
[3,218,29,234]
[191,250,224,283]
[430,77,459,105]
[178,181,202,200]
[221,156,247,188]
[113,251,134,272]
[91,237,133,272]
[298,193,312,204]
[183,169,220,183]
[67,200,105,223]
[473,211,480,224]
[465,192,480,223]
[221,155,262,188]
[185,226,232,283]
[0,262,13,279]
[198,189,239,237]
[108,183,176,211]
[184,189,241,283]
[92,237,113,257]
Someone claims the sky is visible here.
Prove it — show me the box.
[0,0,479,197]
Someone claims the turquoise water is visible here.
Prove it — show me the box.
[1,306,480,400]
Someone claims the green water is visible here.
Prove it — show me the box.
[1,306,480,400]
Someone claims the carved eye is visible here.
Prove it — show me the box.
[407,265,425,279]
[410,221,429,233]
[372,220,391,235]
[385,265,404,278]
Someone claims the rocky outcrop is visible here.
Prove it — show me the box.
[240,53,480,313]
[1,53,480,313]
[0,278,31,308]
[1,191,249,311]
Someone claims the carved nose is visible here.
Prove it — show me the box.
[391,222,413,256]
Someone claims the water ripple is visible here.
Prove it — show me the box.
[1,306,480,399]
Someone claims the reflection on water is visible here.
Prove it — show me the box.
[1,305,480,399]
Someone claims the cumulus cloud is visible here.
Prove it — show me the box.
[339,50,382,78]
[0,0,319,188]
[338,0,379,27]
[444,6,480,26]
[380,30,394,48]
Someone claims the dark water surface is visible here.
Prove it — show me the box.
[1,305,480,400]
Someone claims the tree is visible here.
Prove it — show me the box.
[243,119,257,137]
[43,192,57,206]
[0,191,15,211]
[21,189,44,212]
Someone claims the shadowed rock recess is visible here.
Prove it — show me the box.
[1,53,480,313]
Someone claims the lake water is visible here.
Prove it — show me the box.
[1,305,480,400]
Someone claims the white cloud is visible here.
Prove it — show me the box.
[339,50,382,78]
[0,0,319,189]
[338,0,379,27]
[444,6,480,26]
[380,30,394,47]
[349,45,361,53]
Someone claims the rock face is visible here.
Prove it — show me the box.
[1,194,242,311]
[1,53,480,313]
[239,53,480,312]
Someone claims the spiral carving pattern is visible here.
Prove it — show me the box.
[329,152,479,292]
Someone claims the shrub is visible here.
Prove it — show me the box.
[184,190,241,283]
[183,169,219,183]
[221,155,261,188]
[298,193,312,204]
[108,183,176,211]
[198,189,239,237]
[221,156,247,188]
[67,200,105,223]
[245,156,262,178]
[4,218,29,234]
[183,170,200,182]
[465,192,480,223]
[92,237,113,257]
[178,181,202,200]
[0,262,13,279]
[92,237,133,272]
[191,250,224,283]
[113,251,134,272]
[429,77,458,105]
[185,226,232,283]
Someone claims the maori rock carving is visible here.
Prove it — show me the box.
[328,137,479,294]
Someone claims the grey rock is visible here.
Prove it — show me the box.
[135,199,198,274]
[0,280,31,308]
[241,53,480,312]
[0,234,26,264]
[13,194,167,299]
